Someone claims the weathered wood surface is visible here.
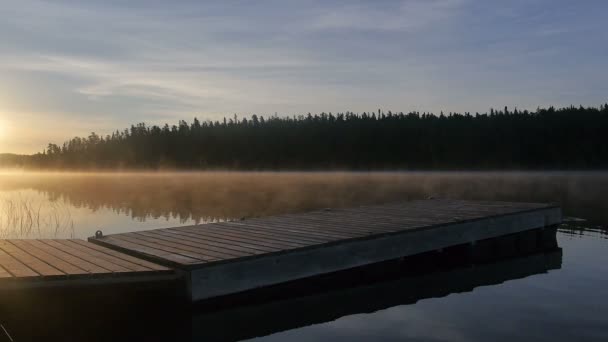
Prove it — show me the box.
[0,239,172,285]
[89,199,561,270]
[88,199,562,300]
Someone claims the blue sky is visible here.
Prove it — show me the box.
[0,0,606,153]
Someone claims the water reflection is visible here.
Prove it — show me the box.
[1,172,606,341]
[559,222,608,239]
[0,171,607,239]
[192,228,562,342]
[0,227,562,341]
[0,190,75,239]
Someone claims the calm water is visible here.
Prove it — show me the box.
[250,226,608,342]
[0,171,607,341]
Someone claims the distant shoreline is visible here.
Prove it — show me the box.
[3,104,608,170]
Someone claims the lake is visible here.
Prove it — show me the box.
[0,171,607,341]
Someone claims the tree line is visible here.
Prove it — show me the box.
[7,104,608,170]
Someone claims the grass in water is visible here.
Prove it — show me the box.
[0,192,74,239]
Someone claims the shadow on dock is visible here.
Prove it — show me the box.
[0,227,561,342]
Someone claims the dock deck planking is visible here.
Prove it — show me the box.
[0,239,173,288]
[0,266,11,279]
[158,229,269,256]
[96,236,203,266]
[136,231,249,259]
[229,220,358,240]
[89,199,562,301]
[69,239,169,271]
[115,233,221,262]
[29,240,111,274]
[166,225,306,250]
[220,222,339,243]
[0,240,64,278]
[55,240,151,272]
[212,223,327,245]
[136,231,266,259]
[164,227,292,252]
[10,240,89,276]
[0,247,39,278]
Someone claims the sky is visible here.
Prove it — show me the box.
[0,0,607,154]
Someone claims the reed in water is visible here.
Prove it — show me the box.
[0,193,75,239]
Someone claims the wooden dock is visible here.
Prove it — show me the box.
[191,241,562,341]
[0,227,561,342]
[88,199,561,301]
[0,239,173,289]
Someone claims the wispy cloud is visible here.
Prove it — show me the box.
[312,0,466,31]
[0,0,606,153]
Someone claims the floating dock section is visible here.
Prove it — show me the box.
[87,199,561,301]
[0,239,173,289]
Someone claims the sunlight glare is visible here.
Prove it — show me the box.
[0,118,5,140]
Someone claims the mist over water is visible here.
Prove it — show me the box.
[0,171,607,239]
[1,171,607,341]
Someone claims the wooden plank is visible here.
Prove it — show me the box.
[165,226,299,251]
[117,233,218,261]
[214,222,331,244]
[56,240,151,272]
[160,228,278,254]
[351,202,490,214]
[280,205,491,221]
[379,200,546,212]
[313,207,479,219]
[133,231,245,260]
[0,238,174,286]
[302,205,524,225]
[350,209,523,224]
[146,230,260,258]
[255,216,398,235]
[171,224,311,248]
[0,265,12,279]
[348,205,510,218]
[240,216,368,237]
[94,236,201,265]
[198,221,337,245]
[243,213,426,235]
[234,218,384,238]
[70,239,169,271]
[291,214,436,231]
[120,233,221,263]
[112,233,218,262]
[228,220,354,240]
[0,241,64,277]
[271,216,450,234]
[46,240,133,274]
[224,222,341,243]
[32,240,111,274]
[335,210,483,222]
[175,224,310,249]
[256,215,425,235]
[11,240,90,276]
[202,223,318,246]
[0,247,38,278]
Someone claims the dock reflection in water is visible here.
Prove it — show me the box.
[0,227,561,342]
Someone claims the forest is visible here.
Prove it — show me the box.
[4,104,608,170]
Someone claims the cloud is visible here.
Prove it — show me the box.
[311,0,466,31]
[0,0,607,153]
